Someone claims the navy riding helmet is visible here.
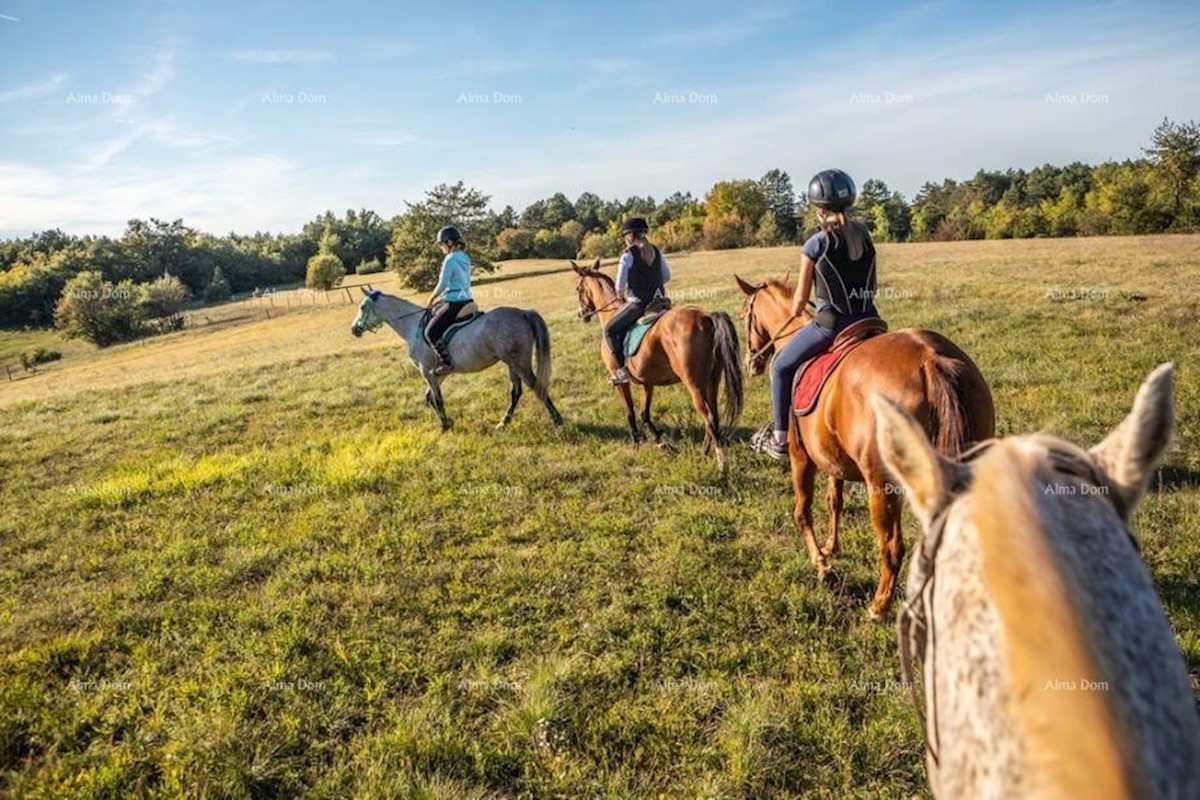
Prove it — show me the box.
[807,169,857,211]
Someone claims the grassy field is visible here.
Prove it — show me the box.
[1,236,1198,798]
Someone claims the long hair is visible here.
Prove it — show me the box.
[821,210,868,260]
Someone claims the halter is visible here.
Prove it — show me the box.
[898,439,1133,770]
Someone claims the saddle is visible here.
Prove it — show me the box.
[793,317,888,416]
[625,297,673,357]
[424,301,484,347]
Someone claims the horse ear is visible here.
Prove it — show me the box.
[570,260,581,274]
[593,258,601,270]
[872,394,965,524]
[1089,363,1174,520]
[735,274,760,295]
[360,286,370,296]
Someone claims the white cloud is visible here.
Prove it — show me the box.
[0,73,66,104]
[228,49,334,64]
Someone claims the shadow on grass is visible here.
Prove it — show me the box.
[1158,465,1200,493]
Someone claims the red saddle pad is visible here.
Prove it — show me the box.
[793,348,856,416]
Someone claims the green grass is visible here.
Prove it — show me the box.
[1,238,1198,797]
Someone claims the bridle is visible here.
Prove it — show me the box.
[576,272,623,322]
[354,295,429,334]
[898,439,1133,770]
[743,287,811,366]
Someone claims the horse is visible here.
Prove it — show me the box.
[350,287,563,431]
[874,363,1200,800]
[572,259,743,472]
[735,275,995,618]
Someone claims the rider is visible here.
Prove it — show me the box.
[605,216,672,385]
[427,225,474,376]
[753,169,880,460]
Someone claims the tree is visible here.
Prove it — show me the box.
[705,180,768,227]
[758,169,799,242]
[54,271,145,346]
[702,214,754,250]
[495,228,535,260]
[543,193,577,229]
[140,274,189,332]
[1143,117,1200,227]
[386,182,498,290]
[658,215,704,252]
[203,266,233,301]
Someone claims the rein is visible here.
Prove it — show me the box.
[580,296,624,322]
[745,291,813,363]
[898,438,1134,771]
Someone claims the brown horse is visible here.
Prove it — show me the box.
[572,259,743,471]
[735,275,995,618]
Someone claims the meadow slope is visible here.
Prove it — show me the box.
[1,236,1198,798]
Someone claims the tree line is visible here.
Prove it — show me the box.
[1,118,1195,345]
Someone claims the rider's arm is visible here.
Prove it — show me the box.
[430,256,451,303]
[793,254,815,317]
[614,252,633,299]
[660,254,671,283]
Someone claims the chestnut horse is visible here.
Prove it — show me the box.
[735,275,995,618]
[572,259,743,471]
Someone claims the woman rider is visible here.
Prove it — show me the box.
[753,169,879,460]
[426,225,474,376]
[604,216,672,385]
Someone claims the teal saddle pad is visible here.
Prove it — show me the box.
[625,311,667,357]
[422,307,484,346]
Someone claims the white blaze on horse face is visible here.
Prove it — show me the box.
[1089,363,1175,521]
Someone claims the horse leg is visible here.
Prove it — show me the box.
[616,382,641,443]
[790,427,832,584]
[498,366,522,428]
[426,375,452,431]
[519,362,562,426]
[866,484,905,620]
[640,385,663,443]
[822,478,844,557]
[685,381,723,471]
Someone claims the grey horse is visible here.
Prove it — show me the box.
[350,288,563,430]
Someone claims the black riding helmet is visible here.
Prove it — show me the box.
[619,217,649,236]
[807,169,857,211]
[435,225,463,245]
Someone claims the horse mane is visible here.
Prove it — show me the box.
[971,439,1147,799]
[578,267,615,288]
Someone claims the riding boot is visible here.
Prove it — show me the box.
[433,342,453,375]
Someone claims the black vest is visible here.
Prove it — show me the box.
[625,244,666,304]
[813,220,877,326]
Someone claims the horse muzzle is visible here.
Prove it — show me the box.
[350,324,363,338]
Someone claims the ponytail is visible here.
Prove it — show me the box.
[824,211,867,260]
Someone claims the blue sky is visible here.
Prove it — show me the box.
[2,0,1198,238]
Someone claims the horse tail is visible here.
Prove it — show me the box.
[921,353,970,458]
[710,311,744,432]
[524,310,553,394]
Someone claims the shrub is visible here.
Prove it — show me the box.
[659,215,704,252]
[140,274,190,332]
[579,229,622,260]
[495,228,535,260]
[202,267,233,302]
[54,271,145,346]
[532,229,576,259]
[20,348,62,370]
[306,253,346,290]
[356,258,386,275]
[702,214,754,250]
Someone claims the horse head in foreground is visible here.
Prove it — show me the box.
[350,287,563,431]
[874,364,1200,800]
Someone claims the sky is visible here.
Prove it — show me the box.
[1,0,1198,238]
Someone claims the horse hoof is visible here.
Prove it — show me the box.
[866,605,888,622]
[817,566,839,589]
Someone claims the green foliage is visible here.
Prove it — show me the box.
[53,271,145,346]
[702,214,754,250]
[705,180,768,225]
[140,274,190,332]
[1143,117,1200,225]
[758,169,799,242]
[355,258,386,275]
[19,347,61,370]
[533,229,576,259]
[202,266,233,302]
[387,182,498,290]
[495,228,535,260]
[658,215,705,252]
[579,226,622,259]
[305,253,346,291]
